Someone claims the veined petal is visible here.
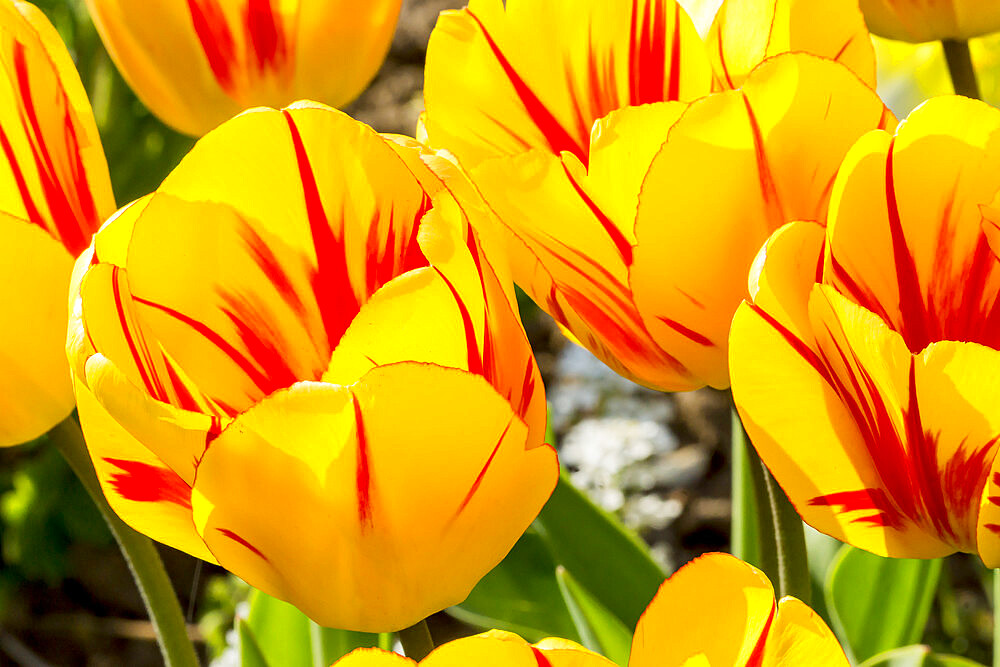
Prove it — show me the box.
[632,53,893,388]
[191,364,557,631]
[707,0,875,90]
[72,374,215,562]
[761,597,849,666]
[423,0,711,167]
[824,96,1000,353]
[0,211,74,446]
[629,553,776,667]
[0,1,113,254]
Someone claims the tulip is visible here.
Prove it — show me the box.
[333,553,847,666]
[0,1,115,446]
[422,0,881,391]
[730,96,1000,564]
[66,102,557,631]
[443,53,892,391]
[859,0,1000,42]
[83,0,403,136]
[335,631,614,666]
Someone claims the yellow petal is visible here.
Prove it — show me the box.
[630,552,776,667]
[707,0,875,90]
[334,648,415,667]
[0,212,74,446]
[0,1,113,253]
[191,364,557,631]
[632,53,893,388]
[824,95,1000,354]
[421,631,612,667]
[761,597,849,666]
[859,0,1000,42]
[72,373,215,562]
[84,0,403,136]
[423,0,711,167]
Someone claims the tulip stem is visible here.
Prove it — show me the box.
[49,416,200,667]
[942,39,981,100]
[758,460,811,604]
[731,405,771,570]
[397,619,434,661]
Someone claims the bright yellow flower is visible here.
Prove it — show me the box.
[335,631,613,666]
[859,0,1000,42]
[421,0,878,391]
[731,96,1000,564]
[0,1,114,446]
[334,554,847,666]
[66,102,556,631]
[84,0,403,136]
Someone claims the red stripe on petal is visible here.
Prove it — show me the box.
[244,0,285,71]
[809,488,892,527]
[531,647,553,667]
[187,0,238,94]
[745,602,776,667]
[465,9,586,161]
[561,160,633,265]
[453,419,511,520]
[657,316,715,346]
[353,399,374,531]
[436,267,485,376]
[104,458,192,509]
[217,528,269,561]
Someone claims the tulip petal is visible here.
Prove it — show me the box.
[0,212,74,445]
[859,0,1000,42]
[824,96,1000,353]
[0,1,113,253]
[707,0,875,90]
[335,648,415,666]
[73,374,215,562]
[422,631,611,667]
[423,0,711,167]
[762,597,849,666]
[632,53,893,388]
[629,553,776,667]
[191,364,557,631]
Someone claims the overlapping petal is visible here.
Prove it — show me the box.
[0,1,114,446]
[85,0,403,136]
[731,96,1000,564]
[630,553,847,666]
[859,0,1000,42]
[68,103,556,631]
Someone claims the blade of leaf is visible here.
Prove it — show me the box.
[555,566,632,666]
[825,545,942,663]
[861,645,986,667]
[534,472,665,630]
[239,618,270,667]
[450,529,581,642]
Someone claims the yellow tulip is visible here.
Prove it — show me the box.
[333,553,847,666]
[84,0,403,136]
[859,0,1000,42]
[66,102,556,631]
[731,96,1000,564]
[422,0,878,391]
[0,1,114,446]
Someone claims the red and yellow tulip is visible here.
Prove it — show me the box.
[84,0,403,136]
[859,0,1000,42]
[730,96,1000,564]
[333,553,847,666]
[422,0,881,391]
[0,0,114,446]
[65,102,557,631]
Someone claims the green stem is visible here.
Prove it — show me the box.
[730,405,771,571]
[758,460,811,604]
[994,569,1000,667]
[397,619,434,661]
[942,39,981,99]
[49,417,200,667]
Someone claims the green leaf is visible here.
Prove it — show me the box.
[238,619,270,667]
[245,589,381,666]
[825,545,942,663]
[803,525,844,622]
[451,529,581,642]
[860,645,986,667]
[534,473,665,630]
[555,567,632,666]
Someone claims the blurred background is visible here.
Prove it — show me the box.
[1,0,999,664]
